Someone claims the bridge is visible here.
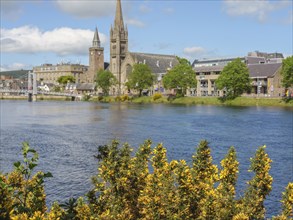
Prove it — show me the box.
[0,89,79,97]
[1,71,80,101]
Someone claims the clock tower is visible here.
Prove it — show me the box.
[88,27,104,82]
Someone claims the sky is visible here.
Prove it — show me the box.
[1,0,292,71]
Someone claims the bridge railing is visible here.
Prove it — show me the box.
[0,89,79,97]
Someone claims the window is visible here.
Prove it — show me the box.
[156,60,160,67]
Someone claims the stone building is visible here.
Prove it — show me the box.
[193,54,284,97]
[33,63,87,84]
[248,62,283,97]
[0,69,30,92]
[110,0,179,95]
[83,27,105,83]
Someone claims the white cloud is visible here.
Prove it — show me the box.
[223,0,291,22]
[183,47,206,56]
[125,19,145,28]
[1,26,107,56]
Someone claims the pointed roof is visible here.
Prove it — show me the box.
[92,27,100,47]
[114,0,124,30]
[129,52,179,74]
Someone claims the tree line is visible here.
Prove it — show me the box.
[97,56,292,100]
[54,56,293,100]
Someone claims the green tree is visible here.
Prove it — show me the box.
[57,75,76,85]
[216,58,251,99]
[163,57,197,96]
[96,70,117,95]
[280,56,293,89]
[127,63,155,96]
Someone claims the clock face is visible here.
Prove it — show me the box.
[91,52,93,55]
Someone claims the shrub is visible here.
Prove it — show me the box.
[82,94,91,101]
[1,141,292,219]
[115,96,121,102]
[98,96,104,101]
[167,94,176,101]
[152,93,162,101]
[0,142,52,218]
[121,94,129,102]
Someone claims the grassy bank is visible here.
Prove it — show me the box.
[1,95,73,101]
[131,96,293,107]
[2,94,292,107]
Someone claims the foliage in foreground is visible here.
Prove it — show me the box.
[0,141,292,220]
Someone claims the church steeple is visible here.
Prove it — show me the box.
[110,0,128,95]
[114,0,124,31]
[92,27,100,47]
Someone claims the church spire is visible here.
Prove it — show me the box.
[114,0,124,30]
[92,27,100,47]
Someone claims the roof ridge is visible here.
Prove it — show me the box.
[130,52,177,58]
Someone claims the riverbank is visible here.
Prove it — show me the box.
[0,95,72,101]
[94,95,293,108]
[2,95,293,107]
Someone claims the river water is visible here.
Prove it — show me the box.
[0,100,292,217]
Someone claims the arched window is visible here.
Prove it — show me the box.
[126,64,132,77]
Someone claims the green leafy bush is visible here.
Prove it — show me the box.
[1,141,292,219]
[152,93,162,101]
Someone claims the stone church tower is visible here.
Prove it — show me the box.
[88,27,104,82]
[110,0,128,94]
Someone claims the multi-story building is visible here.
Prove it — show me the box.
[33,63,88,84]
[0,69,30,92]
[192,53,284,97]
[33,27,106,85]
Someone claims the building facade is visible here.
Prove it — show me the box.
[33,63,88,84]
[110,0,128,94]
[84,27,105,83]
[193,54,284,97]
[109,0,182,95]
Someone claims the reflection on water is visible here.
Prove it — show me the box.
[0,100,292,217]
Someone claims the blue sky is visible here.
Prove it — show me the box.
[1,0,292,71]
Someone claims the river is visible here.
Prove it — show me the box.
[0,100,292,217]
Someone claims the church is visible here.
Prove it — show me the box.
[86,0,178,95]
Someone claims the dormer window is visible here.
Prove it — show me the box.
[156,60,160,67]
[169,61,172,68]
